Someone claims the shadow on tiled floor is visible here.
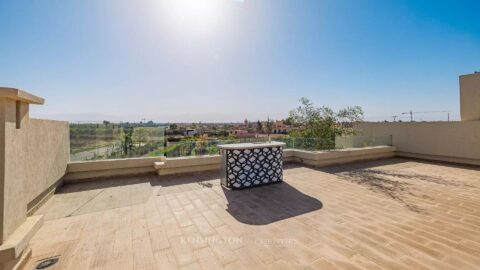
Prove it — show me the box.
[222,182,323,225]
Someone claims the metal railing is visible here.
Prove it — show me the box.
[275,137,335,151]
[334,135,392,149]
[165,137,269,158]
[69,122,391,160]
[70,123,165,161]
[164,135,392,157]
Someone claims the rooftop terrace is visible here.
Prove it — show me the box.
[25,158,480,270]
[1,82,480,270]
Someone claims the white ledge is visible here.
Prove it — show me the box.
[218,141,286,150]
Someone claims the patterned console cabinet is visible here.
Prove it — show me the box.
[218,142,286,189]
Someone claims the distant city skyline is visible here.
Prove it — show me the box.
[1,0,479,122]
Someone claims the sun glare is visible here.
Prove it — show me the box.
[157,0,228,36]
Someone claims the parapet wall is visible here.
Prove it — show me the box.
[355,121,480,165]
[64,156,166,182]
[460,73,480,121]
[63,146,396,182]
[0,89,70,269]
[25,119,70,213]
[3,116,69,238]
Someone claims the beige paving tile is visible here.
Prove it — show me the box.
[25,158,480,269]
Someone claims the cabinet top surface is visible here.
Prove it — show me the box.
[218,141,286,150]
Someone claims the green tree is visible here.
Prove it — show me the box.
[288,97,363,146]
[284,117,293,126]
[133,128,148,147]
[337,106,364,133]
[194,137,208,156]
[122,127,134,155]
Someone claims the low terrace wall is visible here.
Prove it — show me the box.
[64,156,166,182]
[65,155,222,181]
[63,146,395,182]
[289,146,395,167]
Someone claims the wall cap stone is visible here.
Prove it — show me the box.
[0,87,44,104]
[0,215,43,263]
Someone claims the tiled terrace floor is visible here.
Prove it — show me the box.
[26,158,480,269]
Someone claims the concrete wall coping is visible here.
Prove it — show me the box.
[218,141,285,149]
[0,215,43,263]
[68,156,167,172]
[161,155,221,167]
[30,118,69,124]
[294,145,393,153]
[0,88,44,104]
[459,72,480,78]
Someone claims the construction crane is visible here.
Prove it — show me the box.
[401,110,450,122]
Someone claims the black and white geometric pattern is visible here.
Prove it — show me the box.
[222,146,283,189]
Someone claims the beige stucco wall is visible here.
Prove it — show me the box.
[26,119,70,211]
[1,98,69,242]
[290,146,395,167]
[460,73,480,121]
[355,121,480,165]
[2,99,27,243]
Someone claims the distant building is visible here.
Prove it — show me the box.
[184,129,197,136]
[229,129,256,138]
[230,129,248,136]
[272,120,290,134]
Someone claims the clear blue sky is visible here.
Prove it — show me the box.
[1,0,479,122]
